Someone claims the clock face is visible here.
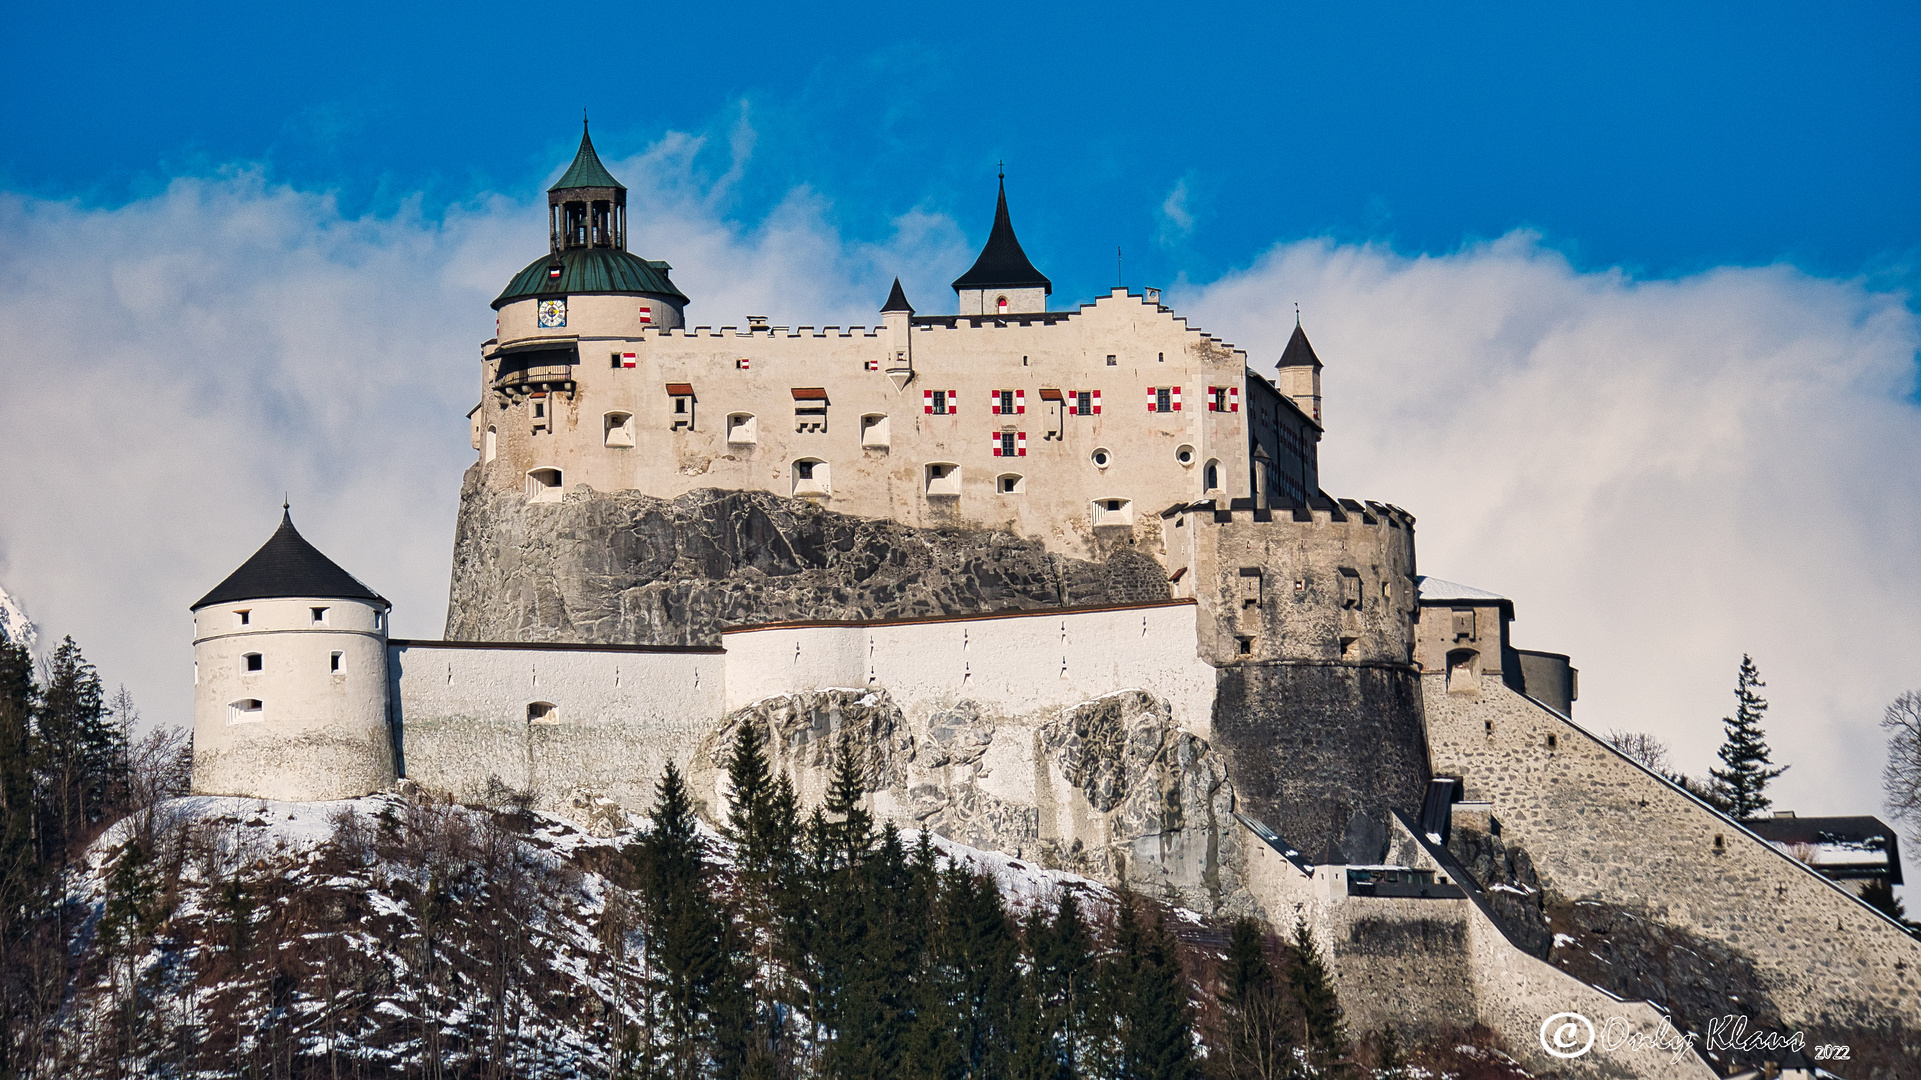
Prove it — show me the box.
[538,299,567,329]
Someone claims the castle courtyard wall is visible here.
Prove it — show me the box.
[1424,677,1921,1030]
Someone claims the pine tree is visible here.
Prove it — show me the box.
[719,723,801,1079]
[634,762,742,1080]
[1709,655,1787,820]
[1287,921,1348,1068]
[0,639,48,1078]
[1211,918,1292,1080]
[1100,890,1196,1080]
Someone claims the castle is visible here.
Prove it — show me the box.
[188,125,1919,1076]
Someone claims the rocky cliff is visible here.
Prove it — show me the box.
[446,473,1172,644]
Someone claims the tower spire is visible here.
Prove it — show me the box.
[952,170,1051,314]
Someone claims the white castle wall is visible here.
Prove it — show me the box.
[192,595,395,801]
[390,640,725,815]
[720,599,1217,737]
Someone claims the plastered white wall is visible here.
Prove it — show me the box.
[720,599,1216,737]
[391,642,724,813]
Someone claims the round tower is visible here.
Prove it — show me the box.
[190,507,395,801]
[477,120,693,502]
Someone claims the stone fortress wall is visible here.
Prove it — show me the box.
[478,286,1322,564]
[1424,675,1921,1032]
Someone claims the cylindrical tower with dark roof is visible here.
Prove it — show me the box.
[190,509,395,801]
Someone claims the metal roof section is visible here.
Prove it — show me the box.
[1744,815,1904,886]
[951,175,1052,294]
[493,246,689,309]
[193,509,387,611]
[1233,812,1315,875]
[548,120,625,193]
[1414,576,1509,604]
[880,277,915,314]
[1277,322,1323,370]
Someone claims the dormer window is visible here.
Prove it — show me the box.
[666,383,695,431]
[793,387,829,432]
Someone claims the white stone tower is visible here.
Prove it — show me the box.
[951,170,1052,315]
[190,507,396,801]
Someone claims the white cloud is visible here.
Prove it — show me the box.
[1157,176,1196,247]
[3,148,1917,886]
[0,134,966,738]
[1179,234,1921,836]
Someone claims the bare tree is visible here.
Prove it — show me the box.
[1605,730,1672,776]
[1883,690,1921,848]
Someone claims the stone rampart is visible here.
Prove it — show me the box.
[1425,677,1921,1033]
[390,640,724,819]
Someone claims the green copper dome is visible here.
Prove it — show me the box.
[493,247,688,310]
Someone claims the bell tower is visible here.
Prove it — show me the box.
[549,118,627,254]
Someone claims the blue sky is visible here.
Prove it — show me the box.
[5,1,1917,300]
[2,1,1920,878]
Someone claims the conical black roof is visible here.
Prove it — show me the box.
[549,121,624,192]
[951,177,1051,294]
[1278,323,1322,369]
[192,510,388,610]
[880,277,915,314]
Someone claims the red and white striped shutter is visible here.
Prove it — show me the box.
[737,358,750,371]
[1016,390,1025,414]
[949,390,957,414]
[991,430,1003,456]
[1148,387,1158,413]
[620,352,636,368]
[1206,386,1219,412]
[1017,432,1027,456]
[1230,387,1240,412]
[865,359,879,371]
[1091,390,1102,415]
[1172,386,1181,411]
[925,389,934,414]
[991,391,1002,416]
[638,305,653,324]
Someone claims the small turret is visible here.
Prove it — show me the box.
[548,118,627,254]
[190,507,396,802]
[881,277,915,389]
[952,170,1051,316]
[1275,319,1324,426]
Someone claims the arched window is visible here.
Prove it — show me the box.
[996,295,1009,313]
[604,412,635,448]
[228,699,264,724]
[996,473,1025,494]
[1446,649,1480,695]
[526,468,563,502]
[527,701,559,724]
[925,463,961,497]
[793,458,831,498]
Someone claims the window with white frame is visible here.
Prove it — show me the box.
[604,411,636,447]
[526,468,563,502]
[925,463,961,496]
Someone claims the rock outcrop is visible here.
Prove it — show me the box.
[446,477,1171,644]
[690,686,1249,915]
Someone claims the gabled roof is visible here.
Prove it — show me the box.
[493,247,688,309]
[193,510,387,610]
[880,277,915,314]
[1277,323,1322,370]
[952,177,1051,294]
[549,122,625,192]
